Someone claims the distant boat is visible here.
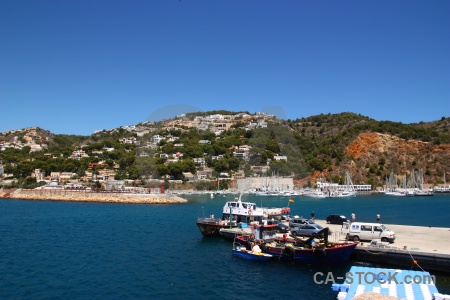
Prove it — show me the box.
[434,172,450,193]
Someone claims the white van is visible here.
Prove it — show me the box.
[341,222,396,243]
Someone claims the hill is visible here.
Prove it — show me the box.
[1,112,449,190]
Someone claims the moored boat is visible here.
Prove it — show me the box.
[197,193,291,237]
[196,217,237,237]
[234,225,358,266]
[221,193,291,224]
[231,242,273,261]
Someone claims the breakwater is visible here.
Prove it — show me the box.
[2,189,188,204]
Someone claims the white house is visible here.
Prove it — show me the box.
[69,150,89,160]
[233,152,250,160]
[152,135,165,145]
[273,155,287,162]
[238,145,252,152]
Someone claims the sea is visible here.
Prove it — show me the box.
[1,193,450,299]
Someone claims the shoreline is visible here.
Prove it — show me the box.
[1,189,188,204]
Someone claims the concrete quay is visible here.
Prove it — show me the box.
[314,220,450,274]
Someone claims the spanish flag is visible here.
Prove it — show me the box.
[289,198,294,203]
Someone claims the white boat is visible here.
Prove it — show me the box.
[221,193,291,224]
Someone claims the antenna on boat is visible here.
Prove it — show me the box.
[201,201,205,218]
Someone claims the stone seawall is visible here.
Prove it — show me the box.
[3,189,188,204]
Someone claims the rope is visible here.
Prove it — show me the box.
[405,248,425,272]
[361,245,427,272]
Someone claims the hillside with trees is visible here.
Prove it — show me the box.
[1,112,449,191]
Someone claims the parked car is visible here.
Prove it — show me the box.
[267,220,289,233]
[326,214,349,225]
[290,223,324,237]
[341,222,395,243]
[289,216,315,228]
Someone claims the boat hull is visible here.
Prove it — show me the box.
[196,219,236,237]
[264,242,358,266]
[231,250,272,261]
[234,236,357,266]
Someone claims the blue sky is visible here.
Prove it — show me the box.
[1,0,449,135]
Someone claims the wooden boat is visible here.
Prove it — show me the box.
[197,193,290,237]
[235,226,358,266]
[196,217,237,237]
[231,242,273,261]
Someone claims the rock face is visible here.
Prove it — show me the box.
[346,132,446,159]
[345,132,450,186]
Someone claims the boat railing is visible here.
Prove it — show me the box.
[197,217,216,223]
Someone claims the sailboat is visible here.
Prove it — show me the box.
[434,172,450,193]
[337,171,357,197]
[413,169,434,196]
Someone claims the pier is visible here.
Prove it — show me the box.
[1,189,188,204]
[314,220,450,274]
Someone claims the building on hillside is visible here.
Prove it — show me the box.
[238,145,252,152]
[273,155,287,162]
[33,169,45,182]
[98,169,116,181]
[233,171,246,180]
[237,177,295,191]
[233,152,250,160]
[69,150,89,160]
[251,165,270,174]
[193,157,206,167]
[60,172,76,181]
[183,172,195,182]
[105,180,125,191]
[50,172,61,181]
[152,135,165,145]
[196,168,214,180]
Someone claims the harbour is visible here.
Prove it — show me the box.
[1,193,450,299]
[313,220,450,274]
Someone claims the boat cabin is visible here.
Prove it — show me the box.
[222,199,265,225]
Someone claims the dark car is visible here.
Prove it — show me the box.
[326,214,349,225]
[290,223,324,237]
[267,220,289,233]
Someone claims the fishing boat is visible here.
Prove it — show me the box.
[234,224,358,266]
[196,216,237,237]
[231,242,273,261]
[196,201,237,237]
[197,193,291,237]
[221,193,291,224]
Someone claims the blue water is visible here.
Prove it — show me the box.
[1,193,449,299]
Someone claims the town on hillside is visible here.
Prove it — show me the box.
[1,112,449,194]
